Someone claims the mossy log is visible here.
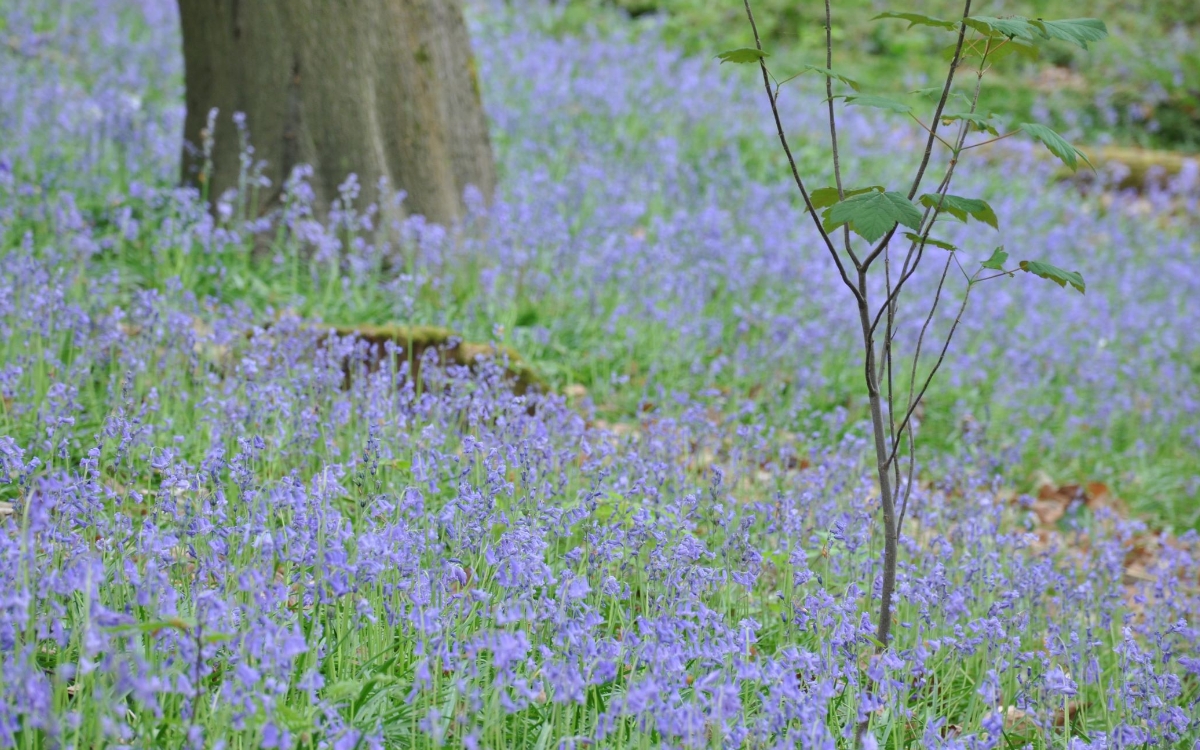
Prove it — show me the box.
[172,318,544,395]
[321,323,544,394]
[1061,145,1197,190]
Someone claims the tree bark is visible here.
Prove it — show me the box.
[177,0,496,226]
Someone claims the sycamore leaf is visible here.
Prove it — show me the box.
[823,191,923,242]
[981,246,1009,270]
[986,39,1040,62]
[809,185,883,210]
[1019,260,1085,293]
[946,37,1039,63]
[965,16,1040,40]
[843,95,912,114]
[802,65,862,92]
[913,84,974,113]
[919,193,999,229]
[1019,123,1093,172]
[1031,18,1108,49]
[903,232,957,251]
[873,12,957,30]
[717,48,768,64]
[938,111,1000,135]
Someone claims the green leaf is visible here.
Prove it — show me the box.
[1018,123,1093,172]
[823,191,923,242]
[1031,18,1108,49]
[919,193,999,229]
[809,185,883,210]
[873,12,957,30]
[903,232,957,251]
[981,246,1009,270]
[938,111,1000,136]
[1019,260,1085,293]
[965,16,1040,40]
[843,95,912,114]
[717,48,769,64]
[802,65,861,92]
[985,39,1040,62]
[943,38,1039,62]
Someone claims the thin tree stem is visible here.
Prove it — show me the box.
[860,0,973,273]
[742,0,863,305]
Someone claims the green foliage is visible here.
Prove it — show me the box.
[963,15,1044,41]
[1019,259,1086,293]
[822,190,922,242]
[919,194,999,229]
[797,65,861,91]
[959,16,1108,49]
[563,0,1200,150]
[808,185,883,210]
[841,94,912,114]
[872,12,957,31]
[980,246,1009,270]
[716,47,768,64]
[937,111,1000,135]
[1033,18,1110,49]
[902,232,957,251]
[1018,122,1093,171]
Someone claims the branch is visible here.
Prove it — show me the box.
[883,275,974,473]
[743,0,864,305]
[906,0,973,201]
[961,129,1020,151]
[869,34,993,337]
[907,113,956,151]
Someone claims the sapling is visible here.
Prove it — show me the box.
[723,2,1104,742]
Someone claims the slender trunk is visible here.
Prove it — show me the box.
[857,294,897,649]
[855,286,897,747]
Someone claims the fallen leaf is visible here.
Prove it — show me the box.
[1054,700,1084,727]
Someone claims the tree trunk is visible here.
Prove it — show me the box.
[177,0,496,226]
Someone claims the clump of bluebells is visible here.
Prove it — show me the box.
[1,0,1199,748]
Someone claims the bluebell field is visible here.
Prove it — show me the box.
[1,0,1199,748]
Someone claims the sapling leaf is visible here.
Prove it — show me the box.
[1031,18,1108,49]
[823,191,923,242]
[965,16,1040,41]
[903,232,957,251]
[873,12,957,30]
[1018,123,1093,172]
[987,39,1040,62]
[809,185,883,210]
[717,48,769,64]
[919,193,999,229]
[943,38,1038,62]
[1019,259,1085,293]
[981,246,1009,270]
[809,187,841,210]
[938,111,1000,136]
[843,95,912,114]
[802,65,862,91]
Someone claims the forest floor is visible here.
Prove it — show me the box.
[0,0,1198,747]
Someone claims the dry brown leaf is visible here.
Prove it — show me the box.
[1032,498,1067,526]
[1003,705,1034,732]
[1054,700,1084,727]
